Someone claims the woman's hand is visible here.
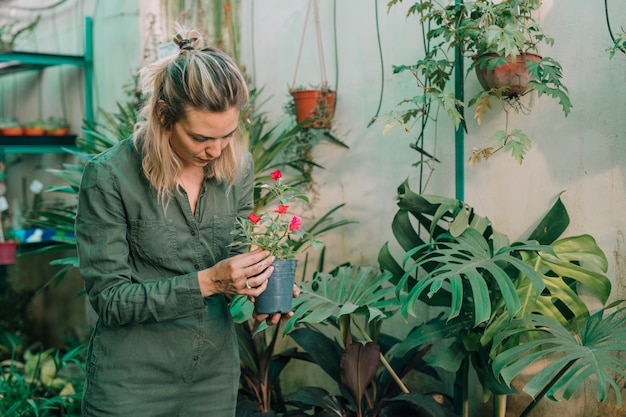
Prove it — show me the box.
[253,283,301,326]
[199,248,275,297]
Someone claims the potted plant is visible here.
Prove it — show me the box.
[288,84,336,129]
[230,169,323,315]
[44,117,70,136]
[24,120,46,136]
[0,118,23,136]
[377,180,625,416]
[387,0,572,164]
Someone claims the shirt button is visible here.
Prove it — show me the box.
[194,264,200,270]
[193,355,199,361]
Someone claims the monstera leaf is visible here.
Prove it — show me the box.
[492,306,626,413]
[482,233,613,346]
[398,228,553,326]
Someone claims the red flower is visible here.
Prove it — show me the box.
[247,213,262,224]
[275,204,289,214]
[270,170,282,181]
[289,215,302,231]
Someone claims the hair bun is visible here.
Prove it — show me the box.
[179,39,193,50]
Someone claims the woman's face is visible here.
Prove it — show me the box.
[169,106,240,169]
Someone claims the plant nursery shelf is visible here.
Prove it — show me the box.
[0,17,93,154]
[0,135,77,154]
[0,51,88,75]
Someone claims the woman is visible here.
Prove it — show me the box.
[76,26,291,416]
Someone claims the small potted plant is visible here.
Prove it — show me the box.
[0,162,18,264]
[44,117,70,136]
[0,118,23,136]
[230,169,322,314]
[24,120,46,136]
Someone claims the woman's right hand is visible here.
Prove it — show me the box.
[198,248,275,297]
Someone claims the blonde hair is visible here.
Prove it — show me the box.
[133,24,249,207]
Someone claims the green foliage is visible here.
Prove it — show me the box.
[0,329,86,417]
[386,0,571,166]
[492,306,626,415]
[378,179,617,416]
[608,31,626,58]
[282,265,456,417]
[0,16,40,51]
[286,324,455,417]
[285,266,400,334]
[398,228,553,326]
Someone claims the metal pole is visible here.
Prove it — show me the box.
[454,0,465,202]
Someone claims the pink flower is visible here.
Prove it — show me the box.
[247,213,262,224]
[275,204,289,214]
[270,170,282,181]
[289,215,302,231]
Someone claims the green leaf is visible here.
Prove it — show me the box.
[526,194,569,244]
[284,266,399,334]
[492,307,626,406]
[400,228,552,326]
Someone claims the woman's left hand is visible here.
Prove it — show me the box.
[253,283,300,326]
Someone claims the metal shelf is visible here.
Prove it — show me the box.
[0,135,76,154]
[0,17,93,154]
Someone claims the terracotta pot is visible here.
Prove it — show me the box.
[46,127,69,136]
[24,127,45,136]
[0,241,18,265]
[254,259,297,315]
[291,89,336,129]
[1,127,24,136]
[475,53,542,96]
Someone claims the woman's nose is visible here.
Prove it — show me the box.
[205,139,225,158]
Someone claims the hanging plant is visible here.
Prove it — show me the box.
[289,0,337,130]
[289,85,336,129]
[386,0,572,165]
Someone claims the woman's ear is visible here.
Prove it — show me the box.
[157,99,168,126]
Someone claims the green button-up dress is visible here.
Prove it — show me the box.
[75,139,253,416]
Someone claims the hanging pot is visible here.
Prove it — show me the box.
[254,259,298,315]
[0,241,18,265]
[291,89,336,129]
[475,53,542,96]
